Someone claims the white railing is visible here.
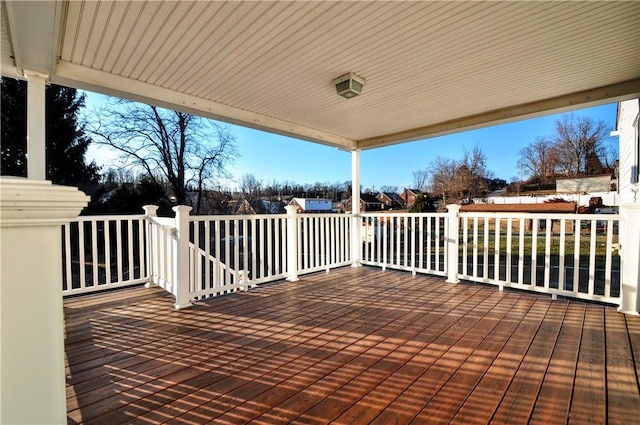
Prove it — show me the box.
[457,212,621,304]
[62,214,147,296]
[63,203,637,313]
[146,214,177,295]
[189,214,288,299]
[358,210,621,305]
[360,213,447,276]
[297,213,352,275]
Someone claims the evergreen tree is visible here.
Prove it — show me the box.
[0,78,100,186]
[1,78,27,176]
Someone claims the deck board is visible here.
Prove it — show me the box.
[64,267,640,424]
[568,306,607,425]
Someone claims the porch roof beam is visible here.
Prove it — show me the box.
[3,0,61,77]
[52,62,358,151]
[357,78,640,150]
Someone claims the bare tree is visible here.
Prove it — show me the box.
[239,173,263,201]
[89,99,238,213]
[518,136,557,186]
[551,113,610,176]
[411,169,429,192]
[379,185,399,193]
[428,146,491,204]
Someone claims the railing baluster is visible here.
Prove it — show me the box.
[396,216,401,267]
[605,219,613,298]
[506,217,512,283]
[424,216,430,271]
[116,219,123,285]
[558,219,566,291]
[573,219,581,296]
[234,219,240,289]
[462,217,468,275]
[127,219,134,283]
[435,216,442,273]
[588,220,597,296]
[204,220,210,289]
[224,219,231,288]
[63,223,72,292]
[215,220,220,289]
[544,218,551,290]
[483,217,489,279]
[259,217,265,279]
[266,218,273,277]
[494,217,500,282]
[410,216,416,272]
[518,218,525,285]
[319,216,324,267]
[403,216,408,268]
[78,221,86,290]
[472,217,479,278]
[137,219,145,280]
[91,220,98,286]
[531,218,538,287]
[242,219,248,285]
[418,216,424,271]
[193,220,201,293]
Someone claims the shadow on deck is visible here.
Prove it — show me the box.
[64,266,640,424]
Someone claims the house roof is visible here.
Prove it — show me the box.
[2,1,639,151]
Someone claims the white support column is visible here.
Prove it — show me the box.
[445,204,461,284]
[351,149,362,267]
[618,203,640,315]
[172,205,193,310]
[143,205,159,288]
[24,71,48,180]
[0,178,89,424]
[285,205,299,282]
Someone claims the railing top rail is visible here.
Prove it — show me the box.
[190,213,288,221]
[359,212,443,218]
[297,213,352,219]
[458,211,623,221]
[72,214,147,222]
[149,216,175,226]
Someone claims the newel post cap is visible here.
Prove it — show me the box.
[0,177,89,227]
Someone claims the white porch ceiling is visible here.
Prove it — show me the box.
[2,1,639,151]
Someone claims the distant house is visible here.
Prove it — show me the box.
[235,199,257,215]
[616,98,639,205]
[236,199,285,215]
[376,192,405,209]
[556,174,612,194]
[288,197,333,213]
[342,194,385,212]
[400,189,422,207]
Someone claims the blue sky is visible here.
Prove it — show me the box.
[84,91,618,192]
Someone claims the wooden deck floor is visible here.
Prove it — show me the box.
[64,267,640,425]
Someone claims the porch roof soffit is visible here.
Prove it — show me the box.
[2,1,639,152]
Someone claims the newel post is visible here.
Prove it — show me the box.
[445,204,461,284]
[618,203,640,315]
[1,178,89,424]
[173,205,193,310]
[142,205,159,287]
[285,205,299,282]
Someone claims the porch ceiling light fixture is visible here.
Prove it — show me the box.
[332,72,366,99]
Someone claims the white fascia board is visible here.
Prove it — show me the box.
[4,0,62,77]
[52,61,357,151]
[358,78,640,150]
